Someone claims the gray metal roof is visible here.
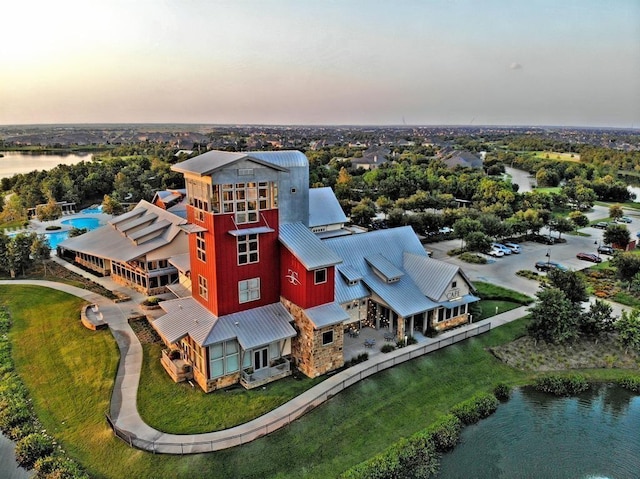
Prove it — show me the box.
[305,302,350,328]
[365,253,405,281]
[279,222,342,270]
[58,200,188,263]
[171,150,299,177]
[154,298,296,349]
[168,252,191,273]
[308,187,347,227]
[324,227,442,317]
[402,252,461,300]
[337,264,363,283]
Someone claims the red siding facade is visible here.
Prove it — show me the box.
[188,206,281,316]
[280,247,335,309]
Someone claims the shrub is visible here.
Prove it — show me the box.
[0,400,32,431]
[493,383,511,401]
[34,454,91,479]
[15,432,55,469]
[451,393,499,425]
[381,344,396,353]
[459,252,487,264]
[426,414,462,452]
[618,376,640,393]
[534,374,590,396]
[143,296,160,306]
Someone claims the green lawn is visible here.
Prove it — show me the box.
[0,284,627,479]
[138,342,324,434]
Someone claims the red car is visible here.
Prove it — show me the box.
[576,252,602,263]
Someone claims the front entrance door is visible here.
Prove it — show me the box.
[254,347,269,370]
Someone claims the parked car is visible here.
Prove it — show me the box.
[504,242,521,254]
[617,216,632,223]
[491,243,512,255]
[535,261,566,272]
[593,222,609,229]
[576,252,602,263]
[529,234,555,245]
[438,226,453,234]
[597,245,615,255]
[488,247,505,257]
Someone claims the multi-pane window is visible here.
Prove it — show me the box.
[322,330,334,345]
[217,182,276,224]
[314,268,327,285]
[209,340,241,379]
[238,278,260,303]
[196,232,206,262]
[238,234,259,265]
[198,275,208,300]
[186,179,211,213]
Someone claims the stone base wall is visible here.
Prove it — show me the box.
[201,371,240,393]
[281,298,344,378]
[433,314,469,332]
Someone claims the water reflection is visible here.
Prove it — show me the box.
[438,385,640,479]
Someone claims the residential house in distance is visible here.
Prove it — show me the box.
[350,146,391,171]
[151,149,479,393]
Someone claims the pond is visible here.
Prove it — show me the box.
[0,151,92,179]
[437,384,640,479]
[0,431,31,479]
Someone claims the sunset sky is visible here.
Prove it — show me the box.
[2,0,639,128]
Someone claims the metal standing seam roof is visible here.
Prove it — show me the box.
[308,187,348,228]
[324,226,445,316]
[304,302,350,328]
[279,222,342,270]
[365,253,405,281]
[402,252,462,301]
[58,200,188,262]
[168,253,191,273]
[171,150,302,177]
[154,298,296,349]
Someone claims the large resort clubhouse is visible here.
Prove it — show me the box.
[59,150,479,393]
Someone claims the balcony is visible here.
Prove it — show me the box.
[240,358,291,390]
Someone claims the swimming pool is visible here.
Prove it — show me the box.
[61,217,101,229]
[46,231,70,249]
[81,205,103,214]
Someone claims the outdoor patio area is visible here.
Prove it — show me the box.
[342,326,428,362]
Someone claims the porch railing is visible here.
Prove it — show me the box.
[241,359,291,386]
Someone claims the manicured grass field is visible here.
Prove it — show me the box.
[138,342,324,433]
[532,151,581,162]
[1,284,628,478]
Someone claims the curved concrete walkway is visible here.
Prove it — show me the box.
[0,278,525,454]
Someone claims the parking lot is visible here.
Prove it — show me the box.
[426,225,621,298]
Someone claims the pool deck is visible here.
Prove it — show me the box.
[25,210,113,236]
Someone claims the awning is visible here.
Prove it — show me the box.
[228,226,275,236]
[441,294,481,309]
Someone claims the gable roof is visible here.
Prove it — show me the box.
[308,187,347,227]
[58,200,187,262]
[402,252,474,300]
[171,150,307,177]
[324,227,438,316]
[279,222,342,270]
[154,298,296,349]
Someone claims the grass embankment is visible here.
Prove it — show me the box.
[3,284,635,478]
[138,342,325,433]
[473,281,534,321]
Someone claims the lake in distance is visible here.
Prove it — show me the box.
[0,151,93,179]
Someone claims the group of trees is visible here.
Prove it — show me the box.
[528,269,640,353]
[0,232,51,278]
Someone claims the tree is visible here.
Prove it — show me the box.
[568,210,589,228]
[528,287,581,344]
[30,234,51,275]
[453,217,482,249]
[35,197,63,222]
[376,196,394,220]
[604,224,631,250]
[611,252,640,287]
[549,216,575,240]
[102,195,124,216]
[350,198,376,226]
[608,204,623,221]
[6,233,35,278]
[579,299,616,339]
[465,231,492,254]
[616,309,640,354]
[546,268,588,305]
